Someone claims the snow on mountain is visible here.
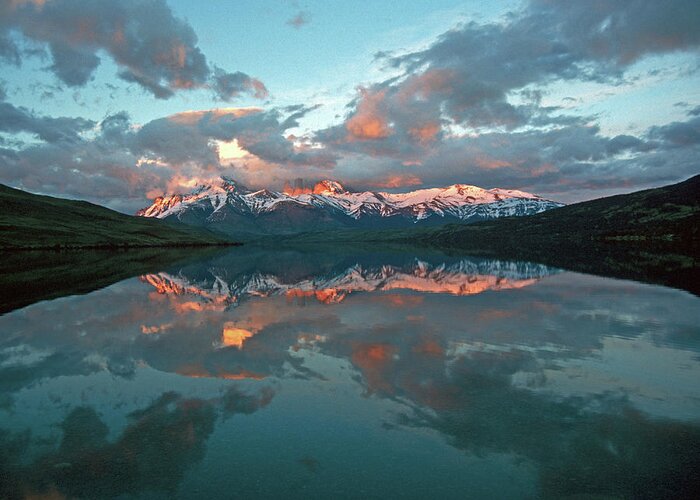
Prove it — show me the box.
[136,177,563,230]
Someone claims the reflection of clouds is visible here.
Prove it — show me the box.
[376,294,425,308]
[220,323,255,350]
[350,343,399,395]
[141,322,173,334]
[0,386,275,499]
[408,350,700,499]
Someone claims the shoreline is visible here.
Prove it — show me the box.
[0,241,241,252]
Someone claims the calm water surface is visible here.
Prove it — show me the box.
[1,249,699,499]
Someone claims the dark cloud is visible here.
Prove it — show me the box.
[0,32,19,65]
[0,0,266,100]
[605,134,649,155]
[131,106,335,169]
[0,99,94,143]
[383,0,700,129]
[212,68,268,101]
[649,116,700,147]
[48,43,101,87]
[328,113,700,202]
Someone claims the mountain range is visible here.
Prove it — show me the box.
[136,177,563,235]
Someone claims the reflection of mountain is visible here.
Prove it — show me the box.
[141,259,556,307]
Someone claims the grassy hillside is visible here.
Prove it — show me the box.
[0,184,233,249]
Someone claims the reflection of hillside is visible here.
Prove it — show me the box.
[141,259,554,308]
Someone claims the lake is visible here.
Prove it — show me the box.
[1,247,699,499]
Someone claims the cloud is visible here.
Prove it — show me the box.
[324,112,700,202]
[345,88,393,141]
[0,0,267,100]
[287,11,310,29]
[366,174,422,189]
[212,68,268,101]
[0,95,94,142]
[383,0,700,130]
[649,115,700,147]
[318,0,700,153]
[309,0,700,198]
[0,105,337,211]
[133,105,335,169]
[0,31,20,64]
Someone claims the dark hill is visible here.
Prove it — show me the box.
[0,184,232,249]
[426,173,700,251]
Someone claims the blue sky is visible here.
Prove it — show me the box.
[0,0,699,211]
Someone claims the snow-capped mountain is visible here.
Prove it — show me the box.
[136,177,563,235]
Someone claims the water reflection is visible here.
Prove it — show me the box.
[141,254,554,309]
[1,388,274,499]
[0,248,699,498]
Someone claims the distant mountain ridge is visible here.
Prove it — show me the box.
[136,177,563,235]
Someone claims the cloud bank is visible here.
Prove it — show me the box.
[0,0,267,100]
[0,0,699,208]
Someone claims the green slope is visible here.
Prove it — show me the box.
[0,184,233,249]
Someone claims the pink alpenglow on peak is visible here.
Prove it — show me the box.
[137,177,563,234]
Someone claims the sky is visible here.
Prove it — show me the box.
[0,0,699,213]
